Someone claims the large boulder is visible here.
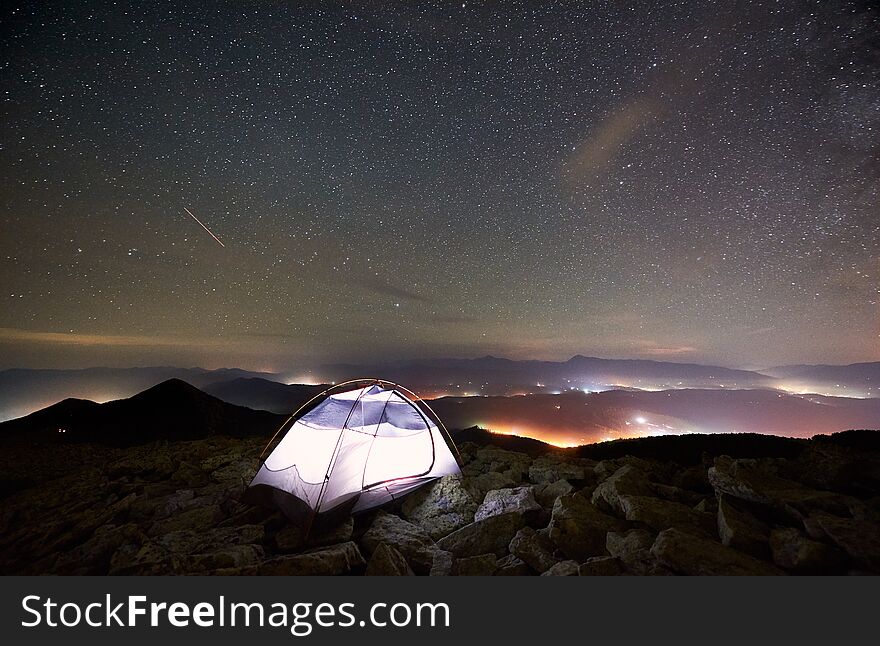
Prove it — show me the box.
[533,479,574,509]
[769,527,847,574]
[437,512,524,558]
[808,512,880,572]
[365,543,415,576]
[465,472,519,504]
[360,511,438,574]
[508,527,559,573]
[475,486,542,523]
[709,456,852,522]
[400,475,478,539]
[651,528,785,576]
[529,455,587,484]
[579,555,625,576]
[617,495,714,536]
[606,529,669,575]
[716,494,770,559]
[548,494,626,561]
[591,465,653,514]
[494,554,534,576]
[541,560,580,576]
[452,554,498,576]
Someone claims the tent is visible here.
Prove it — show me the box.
[245,379,461,520]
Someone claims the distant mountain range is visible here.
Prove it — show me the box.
[3,377,876,449]
[0,366,278,422]
[0,379,284,446]
[763,362,880,397]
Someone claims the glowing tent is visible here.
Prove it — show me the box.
[245,379,461,519]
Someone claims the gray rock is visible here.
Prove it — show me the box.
[618,495,714,536]
[464,472,518,504]
[591,465,653,514]
[400,475,478,539]
[651,528,785,575]
[429,550,454,576]
[534,479,574,509]
[548,493,626,561]
[275,517,353,552]
[717,494,770,559]
[529,455,586,484]
[239,541,365,576]
[579,555,625,576]
[509,527,559,573]
[606,529,663,575]
[541,560,580,576]
[437,512,524,558]
[452,553,498,576]
[360,511,438,574]
[494,554,534,576]
[475,486,542,522]
[769,527,847,574]
[810,512,880,572]
[365,543,415,576]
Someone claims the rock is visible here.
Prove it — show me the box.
[769,527,847,573]
[717,494,770,559]
[509,527,559,573]
[694,498,717,514]
[591,465,653,514]
[365,543,415,576]
[709,456,853,522]
[548,494,626,561]
[541,560,580,576]
[529,455,586,484]
[533,479,574,509]
[246,541,365,576]
[53,523,144,575]
[400,475,477,539]
[606,529,665,575]
[429,550,454,576]
[452,554,498,576]
[618,495,714,536]
[187,544,265,572]
[494,554,533,576]
[360,511,438,574]
[275,517,353,552]
[651,528,785,575]
[146,504,224,537]
[475,486,542,522]
[437,512,524,558]
[464,472,518,504]
[810,512,880,572]
[579,555,624,576]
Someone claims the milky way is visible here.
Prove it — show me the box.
[1,1,878,370]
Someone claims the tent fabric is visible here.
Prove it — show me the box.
[247,382,461,517]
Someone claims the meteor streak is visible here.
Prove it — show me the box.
[183,207,225,247]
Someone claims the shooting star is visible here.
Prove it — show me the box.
[183,207,226,248]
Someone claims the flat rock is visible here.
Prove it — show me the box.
[244,541,365,576]
[452,553,498,576]
[400,475,477,540]
[475,486,542,522]
[437,512,524,558]
[811,512,880,572]
[769,527,846,574]
[365,542,415,576]
[541,560,579,576]
[579,555,624,576]
[548,493,626,561]
[651,528,785,575]
[592,465,653,514]
[509,526,559,573]
[618,494,714,536]
[717,494,770,559]
[494,554,533,576]
[360,511,438,574]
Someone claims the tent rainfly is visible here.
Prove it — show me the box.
[245,379,461,519]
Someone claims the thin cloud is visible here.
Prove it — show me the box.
[0,327,224,349]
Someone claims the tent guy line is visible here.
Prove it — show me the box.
[183,206,226,248]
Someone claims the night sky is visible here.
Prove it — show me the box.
[2,1,878,371]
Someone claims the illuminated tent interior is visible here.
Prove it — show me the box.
[245,380,461,520]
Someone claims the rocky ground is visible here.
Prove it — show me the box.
[1,431,879,575]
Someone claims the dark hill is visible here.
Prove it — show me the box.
[0,378,285,446]
[203,377,323,414]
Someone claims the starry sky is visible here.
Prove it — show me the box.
[1,0,878,371]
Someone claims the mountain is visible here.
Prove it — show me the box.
[763,362,880,398]
[202,377,324,414]
[317,355,780,396]
[0,366,282,422]
[0,379,285,446]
